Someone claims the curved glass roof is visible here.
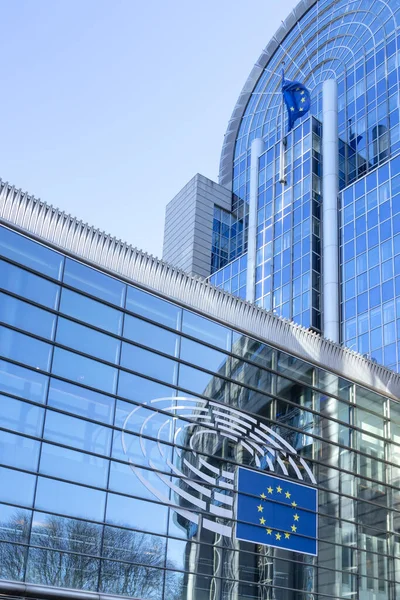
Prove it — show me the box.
[219,0,400,189]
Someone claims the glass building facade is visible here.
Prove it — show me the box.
[1,217,400,600]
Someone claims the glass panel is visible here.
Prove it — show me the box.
[120,343,178,386]
[63,258,125,306]
[26,547,100,590]
[0,226,64,279]
[0,259,60,308]
[180,337,230,373]
[232,334,274,369]
[35,477,106,521]
[0,466,36,506]
[182,310,231,350]
[0,541,27,582]
[99,560,164,597]
[117,371,175,405]
[40,442,108,488]
[123,314,179,357]
[43,410,112,455]
[0,326,52,371]
[178,364,228,401]
[30,512,102,552]
[52,348,118,394]
[59,288,122,334]
[0,360,48,402]
[105,493,168,535]
[56,317,120,364]
[47,379,114,425]
[0,504,31,542]
[126,285,181,329]
[0,395,44,439]
[0,292,56,339]
[0,430,40,471]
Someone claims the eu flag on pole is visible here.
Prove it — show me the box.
[282,75,311,132]
[236,468,317,555]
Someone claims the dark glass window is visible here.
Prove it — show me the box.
[0,360,48,403]
[47,379,114,425]
[0,260,60,309]
[0,226,64,279]
[0,326,52,371]
[52,348,118,394]
[123,314,179,357]
[120,343,178,386]
[63,258,126,307]
[126,285,181,329]
[0,292,56,339]
[59,288,122,335]
[35,477,106,521]
[56,317,120,364]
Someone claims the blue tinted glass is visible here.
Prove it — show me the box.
[59,289,122,335]
[117,371,175,405]
[120,343,178,386]
[35,477,105,521]
[126,286,181,330]
[56,317,120,364]
[106,493,168,534]
[0,430,40,471]
[52,347,117,394]
[180,337,229,373]
[40,443,108,488]
[0,292,56,339]
[0,326,52,371]
[0,466,36,507]
[182,310,231,350]
[0,395,44,436]
[0,260,60,309]
[0,226,64,280]
[63,258,125,307]
[44,409,112,455]
[0,360,48,403]
[123,314,179,357]
[48,379,114,425]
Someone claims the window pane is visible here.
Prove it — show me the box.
[63,258,125,307]
[40,442,108,488]
[30,512,102,552]
[120,343,178,386]
[105,493,168,535]
[126,285,181,329]
[117,371,175,405]
[0,430,40,471]
[0,360,48,403]
[123,314,179,357]
[44,410,112,455]
[0,541,27,582]
[182,310,231,350]
[56,317,120,364]
[100,561,164,597]
[0,326,52,371]
[0,504,31,542]
[47,379,114,425]
[0,226,64,279]
[35,477,106,521]
[0,395,44,436]
[180,337,229,373]
[0,292,56,339]
[178,364,228,400]
[26,547,100,590]
[52,348,117,394]
[0,259,60,308]
[60,288,122,334]
[0,466,36,507]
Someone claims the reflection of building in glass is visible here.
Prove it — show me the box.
[163,0,400,372]
[0,183,399,599]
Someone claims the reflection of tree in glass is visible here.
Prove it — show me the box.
[0,511,182,600]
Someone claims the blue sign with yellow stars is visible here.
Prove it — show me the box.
[236,468,317,555]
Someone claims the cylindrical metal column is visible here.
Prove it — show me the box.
[322,79,340,343]
[246,137,265,303]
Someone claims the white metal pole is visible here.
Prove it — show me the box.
[322,79,340,343]
[246,137,264,303]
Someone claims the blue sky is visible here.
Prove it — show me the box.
[0,0,298,257]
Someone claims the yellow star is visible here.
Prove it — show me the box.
[291,501,297,508]
[267,486,273,494]
[291,525,297,532]
[290,106,295,111]
[299,107,303,111]
[260,517,266,525]
[260,493,266,500]
[276,486,282,493]
[300,90,305,95]
[275,532,282,540]
[285,533,290,539]
[301,97,306,103]
[294,514,300,521]
[266,528,272,535]
[257,504,263,512]
[285,491,291,499]
[296,88,300,91]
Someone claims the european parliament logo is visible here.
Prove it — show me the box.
[236,468,317,555]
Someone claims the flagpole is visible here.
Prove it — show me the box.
[279,66,287,185]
